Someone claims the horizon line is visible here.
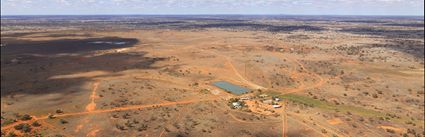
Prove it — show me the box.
[1,14,424,17]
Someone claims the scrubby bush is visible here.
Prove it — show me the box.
[14,123,31,132]
[137,124,148,131]
[402,133,408,137]
[21,124,32,133]
[386,129,395,133]
[31,121,41,127]
[14,124,24,130]
[20,114,32,121]
[7,132,17,137]
[48,114,55,119]
[321,129,327,134]
[56,109,64,114]
[59,119,68,124]
[116,124,127,130]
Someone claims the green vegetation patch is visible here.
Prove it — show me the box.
[278,93,424,125]
[262,90,281,97]
[279,94,382,116]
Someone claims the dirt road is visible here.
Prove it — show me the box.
[1,97,218,130]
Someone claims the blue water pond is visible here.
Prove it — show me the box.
[213,81,250,95]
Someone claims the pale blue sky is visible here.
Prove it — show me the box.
[1,0,424,16]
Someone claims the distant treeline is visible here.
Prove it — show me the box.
[182,23,324,32]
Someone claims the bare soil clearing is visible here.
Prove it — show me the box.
[1,16,424,137]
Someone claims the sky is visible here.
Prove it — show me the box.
[1,0,424,16]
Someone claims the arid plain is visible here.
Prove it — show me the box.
[1,16,424,137]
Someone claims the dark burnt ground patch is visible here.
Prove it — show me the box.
[32,33,93,38]
[337,20,389,24]
[383,23,424,28]
[340,27,424,39]
[362,40,424,60]
[1,36,167,97]
[1,32,47,38]
[1,37,138,56]
[334,39,424,61]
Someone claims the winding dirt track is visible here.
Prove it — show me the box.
[57,98,217,118]
[288,112,347,137]
[219,51,341,137]
[271,52,348,137]
[85,82,99,112]
[1,98,218,131]
[3,50,342,137]
[224,56,266,90]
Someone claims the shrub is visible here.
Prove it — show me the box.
[228,98,240,103]
[31,121,41,127]
[21,124,32,133]
[59,119,68,124]
[358,117,365,122]
[386,129,395,133]
[407,128,416,134]
[14,123,31,132]
[14,124,24,130]
[402,133,408,137]
[7,132,17,137]
[56,109,64,114]
[321,129,327,134]
[20,114,32,121]
[346,111,352,115]
[48,114,55,119]
[137,124,148,131]
[116,124,127,130]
